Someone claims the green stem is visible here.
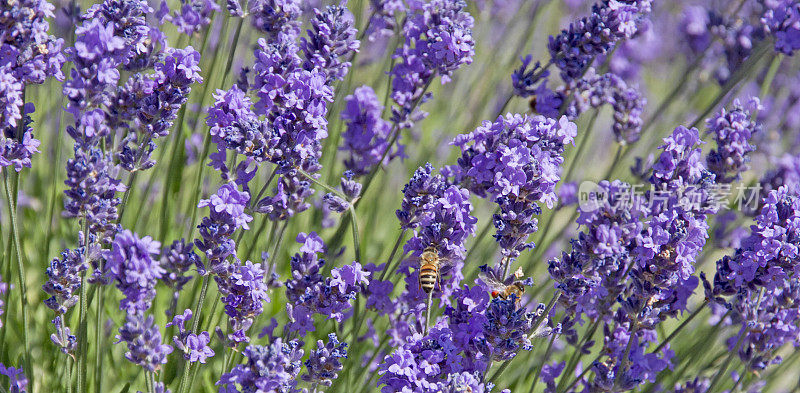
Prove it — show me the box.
[560,352,603,393]
[76,274,88,392]
[2,171,32,384]
[706,326,747,393]
[651,301,708,354]
[556,318,600,392]
[378,229,406,281]
[529,333,558,393]
[94,286,104,392]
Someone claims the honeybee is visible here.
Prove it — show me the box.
[479,267,529,306]
[418,247,442,294]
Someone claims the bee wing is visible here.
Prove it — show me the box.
[477,271,508,292]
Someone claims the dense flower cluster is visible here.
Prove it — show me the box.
[43,248,87,315]
[116,313,173,372]
[705,98,760,183]
[549,125,718,390]
[395,166,476,311]
[396,163,447,230]
[300,4,360,82]
[389,0,474,129]
[704,187,800,371]
[77,0,157,72]
[113,47,203,171]
[0,0,64,169]
[159,239,200,309]
[340,85,394,176]
[11,1,800,392]
[195,183,252,274]
[105,230,164,313]
[548,0,651,82]
[157,0,220,35]
[285,232,369,335]
[217,339,304,392]
[209,3,359,221]
[761,1,800,55]
[215,260,269,344]
[302,333,348,386]
[454,114,576,259]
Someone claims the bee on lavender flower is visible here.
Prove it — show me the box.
[479,267,527,307]
[418,247,445,294]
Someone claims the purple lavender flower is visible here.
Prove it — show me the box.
[62,147,126,243]
[761,1,800,55]
[43,248,88,316]
[82,0,156,71]
[402,184,477,266]
[300,4,360,82]
[340,85,393,176]
[158,0,220,35]
[511,55,550,98]
[195,183,251,274]
[116,312,173,372]
[302,333,348,386]
[286,260,369,335]
[678,4,763,85]
[378,323,473,391]
[548,1,651,82]
[396,163,446,230]
[705,98,760,183]
[0,0,66,85]
[1,103,41,172]
[0,69,24,130]
[550,125,717,390]
[389,0,474,130]
[704,189,800,372]
[443,285,490,371]
[249,0,302,41]
[438,372,498,393]
[565,69,646,145]
[0,363,27,393]
[481,296,536,361]
[216,339,304,393]
[113,46,203,171]
[104,230,164,313]
[170,311,215,364]
[453,114,576,259]
[366,0,405,41]
[323,192,349,213]
[159,239,200,295]
[215,260,269,344]
[549,180,646,322]
[541,361,566,393]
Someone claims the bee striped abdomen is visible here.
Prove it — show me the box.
[419,263,438,293]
